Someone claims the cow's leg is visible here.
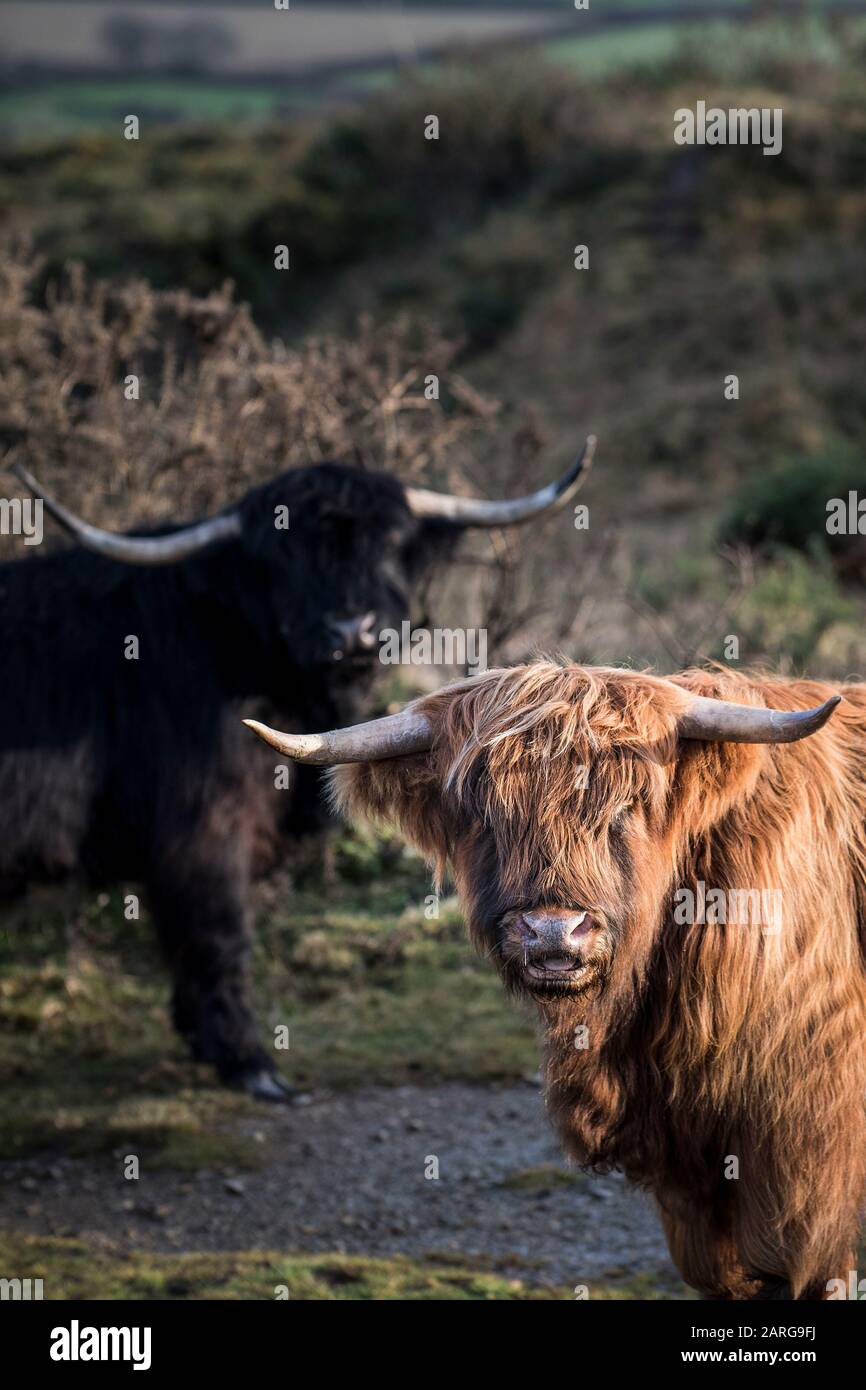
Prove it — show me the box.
[146,854,292,1102]
[662,1206,833,1300]
[658,1197,763,1300]
[733,1119,866,1301]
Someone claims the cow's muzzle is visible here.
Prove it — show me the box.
[504,908,605,992]
[326,611,379,663]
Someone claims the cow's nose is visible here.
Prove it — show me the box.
[519,910,593,952]
[328,612,378,659]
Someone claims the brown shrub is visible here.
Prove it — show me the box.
[0,248,522,540]
[0,249,562,657]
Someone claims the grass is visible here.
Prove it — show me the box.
[0,1233,572,1300]
[501,1165,587,1193]
[546,22,699,77]
[0,832,537,1168]
[0,1232,692,1300]
[544,16,866,80]
[0,80,302,141]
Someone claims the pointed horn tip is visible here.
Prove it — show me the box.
[800,692,841,719]
[242,718,327,762]
[783,693,841,741]
[559,434,597,491]
[242,718,282,748]
[813,693,842,723]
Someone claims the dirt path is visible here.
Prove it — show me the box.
[0,1081,679,1291]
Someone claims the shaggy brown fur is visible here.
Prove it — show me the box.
[332,662,866,1300]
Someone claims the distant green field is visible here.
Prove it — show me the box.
[548,12,866,75]
[0,0,860,145]
[1,9,859,143]
[0,78,330,141]
[0,17,728,142]
[0,72,415,143]
[547,20,695,74]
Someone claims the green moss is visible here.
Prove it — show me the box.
[0,1231,694,1300]
[0,1233,574,1301]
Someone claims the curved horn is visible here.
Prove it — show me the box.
[243,710,434,764]
[677,692,841,744]
[405,435,596,527]
[13,464,241,565]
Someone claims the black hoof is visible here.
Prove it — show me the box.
[238,1069,296,1103]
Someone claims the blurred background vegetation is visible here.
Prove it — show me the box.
[1,1,865,1298]
[3,4,866,677]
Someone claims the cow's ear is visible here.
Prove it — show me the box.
[328,757,451,877]
[671,738,768,840]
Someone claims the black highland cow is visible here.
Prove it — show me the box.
[1,445,593,1097]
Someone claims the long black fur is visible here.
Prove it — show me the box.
[0,463,457,1094]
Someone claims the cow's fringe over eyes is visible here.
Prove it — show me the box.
[331,661,866,1300]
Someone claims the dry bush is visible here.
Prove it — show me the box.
[0,247,526,538]
[0,248,563,660]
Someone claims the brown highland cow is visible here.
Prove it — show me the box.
[246,663,866,1300]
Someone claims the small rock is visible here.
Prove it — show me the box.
[224,1177,245,1196]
